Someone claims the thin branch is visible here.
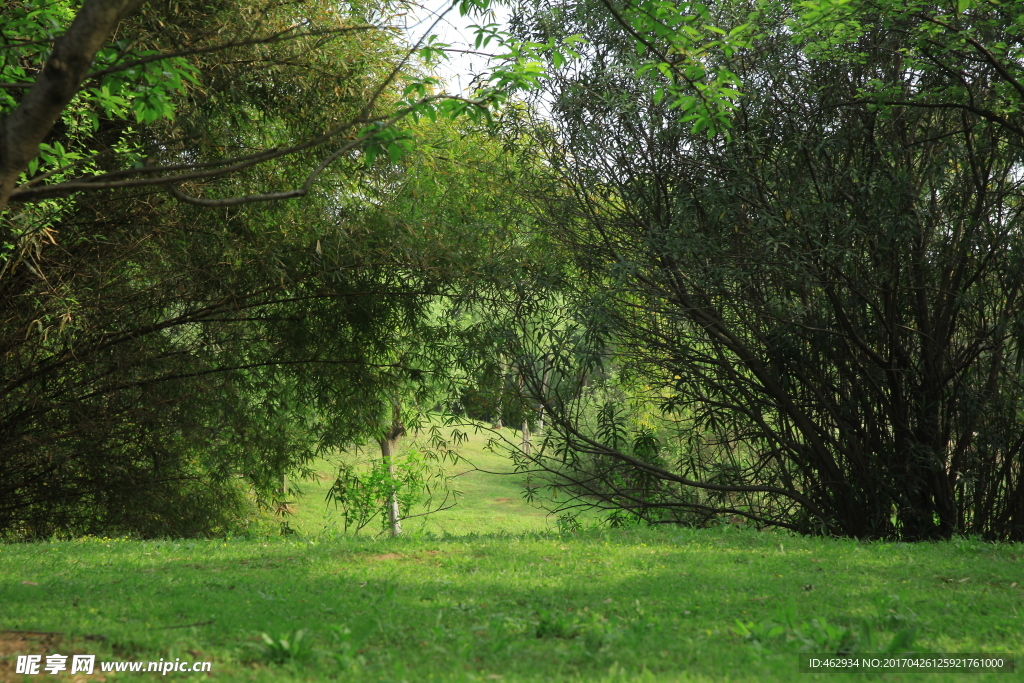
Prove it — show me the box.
[912,12,1024,104]
[167,94,482,207]
[836,99,1024,140]
[85,26,379,81]
[150,620,215,630]
[596,0,711,108]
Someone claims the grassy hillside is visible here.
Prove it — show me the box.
[283,424,555,538]
[1,427,1022,681]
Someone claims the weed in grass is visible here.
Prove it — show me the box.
[874,592,917,629]
[257,629,312,664]
[323,624,366,671]
[535,609,581,639]
[732,602,917,656]
[580,612,623,653]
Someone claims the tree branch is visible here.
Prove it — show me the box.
[86,25,378,81]
[0,0,144,213]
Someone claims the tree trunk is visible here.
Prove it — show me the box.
[379,417,405,537]
[519,372,531,455]
[537,354,551,435]
[491,355,506,429]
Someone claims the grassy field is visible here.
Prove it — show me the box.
[282,425,555,538]
[1,427,1023,682]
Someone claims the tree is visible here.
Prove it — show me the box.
[502,0,1024,540]
[0,0,474,538]
[0,0,775,538]
[321,114,554,536]
[0,0,504,215]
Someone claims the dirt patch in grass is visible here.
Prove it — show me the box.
[367,553,405,561]
[365,550,444,563]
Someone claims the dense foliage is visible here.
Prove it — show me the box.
[502,0,1024,540]
[7,0,1024,542]
[0,0,486,538]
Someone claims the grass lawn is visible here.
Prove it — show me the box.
[283,425,555,538]
[1,427,1022,681]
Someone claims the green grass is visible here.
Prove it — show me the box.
[2,529,1022,681]
[283,425,554,538]
[1,428,1022,681]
